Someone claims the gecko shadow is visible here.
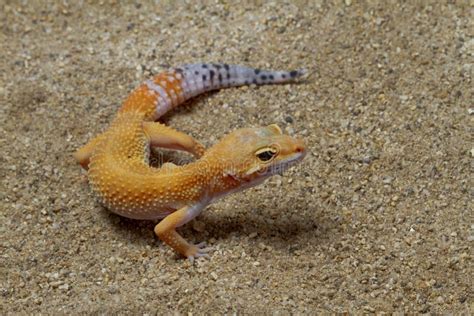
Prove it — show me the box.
[197,207,340,253]
[102,202,340,255]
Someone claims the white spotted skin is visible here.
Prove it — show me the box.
[172,63,307,102]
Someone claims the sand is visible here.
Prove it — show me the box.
[1,1,472,314]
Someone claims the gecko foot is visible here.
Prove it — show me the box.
[186,242,212,263]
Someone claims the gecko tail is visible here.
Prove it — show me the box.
[175,63,307,98]
[121,63,307,119]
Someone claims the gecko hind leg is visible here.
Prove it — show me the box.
[73,132,106,170]
[143,121,206,158]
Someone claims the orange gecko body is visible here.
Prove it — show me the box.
[75,63,307,261]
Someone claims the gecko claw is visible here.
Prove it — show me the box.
[186,242,212,263]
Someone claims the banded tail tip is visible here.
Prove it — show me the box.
[289,68,308,79]
[272,68,308,84]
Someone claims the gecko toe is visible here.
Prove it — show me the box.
[195,241,207,247]
[186,242,212,262]
[198,247,212,253]
[196,253,210,259]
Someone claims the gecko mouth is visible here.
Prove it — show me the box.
[264,151,306,176]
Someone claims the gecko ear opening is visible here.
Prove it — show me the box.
[267,124,282,135]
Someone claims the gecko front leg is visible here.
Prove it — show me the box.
[143,121,206,158]
[154,200,211,262]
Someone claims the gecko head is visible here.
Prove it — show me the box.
[208,124,306,184]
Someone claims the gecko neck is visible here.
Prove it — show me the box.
[186,154,246,198]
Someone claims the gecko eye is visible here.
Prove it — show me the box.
[256,147,278,162]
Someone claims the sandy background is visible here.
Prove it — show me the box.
[1,1,472,314]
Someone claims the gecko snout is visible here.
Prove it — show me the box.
[293,139,307,157]
[295,144,305,153]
